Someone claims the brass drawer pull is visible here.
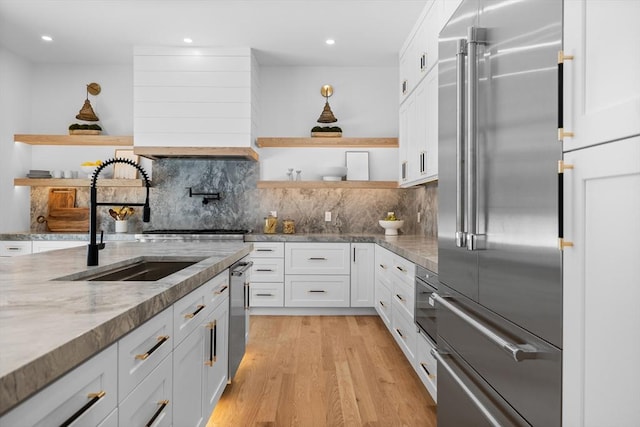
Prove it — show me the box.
[308,257,327,260]
[214,285,228,295]
[135,335,169,360]
[205,321,217,367]
[379,263,387,269]
[184,304,206,319]
[256,293,274,297]
[379,300,386,307]
[256,248,274,252]
[145,400,169,427]
[395,294,406,302]
[59,391,106,427]
[420,362,435,379]
[256,268,274,272]
[396,265,407,273]
[308,290,326,293]
[395,328,405,339]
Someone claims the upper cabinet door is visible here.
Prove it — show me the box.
[563,1,640,151]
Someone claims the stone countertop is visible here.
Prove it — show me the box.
[0,240,251,415]
[0,232,136,241]
[245,233,438,273]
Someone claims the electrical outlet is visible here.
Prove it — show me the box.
[417,212,421,223]
[325,211,332,222]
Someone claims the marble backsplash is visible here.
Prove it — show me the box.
[30,159,437,236]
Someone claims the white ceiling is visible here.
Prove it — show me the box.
[0,0,426,66]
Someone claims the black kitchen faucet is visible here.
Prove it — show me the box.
[87,158,151,266]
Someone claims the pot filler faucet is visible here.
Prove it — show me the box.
[88,158,151,266]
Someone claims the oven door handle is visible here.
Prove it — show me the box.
[431,349,501,427]
[431,293,537,362]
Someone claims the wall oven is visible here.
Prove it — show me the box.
[415,265,439,344]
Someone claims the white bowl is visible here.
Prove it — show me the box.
[379,220,404,235]
[322,176,343,181]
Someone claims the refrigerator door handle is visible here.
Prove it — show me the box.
[432,293,538,362]
[455,38,467,248]
[431,348,502,427]
[465,27,486,251]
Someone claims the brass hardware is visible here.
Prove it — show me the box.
[395,328,405,338]
[379,300,386,307]
[559,238,574,250]
[558,160,575,173]
[145,399,169,427]
[558,128,574,140]
[557,50,574,64]
[135,335,169,360]
[308,290,326,293]
[206,320,216,330]
[320,85,333,98]
[396,294,406,302]
[87,391,106,399]
[158,399,169,405]
[420,363,436,379]
[214,285,228,295]
[379,264,387,269]
[184,304,205,319]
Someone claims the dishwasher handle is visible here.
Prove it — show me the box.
[231,260,253,276]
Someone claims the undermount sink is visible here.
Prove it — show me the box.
[57,259,201,282]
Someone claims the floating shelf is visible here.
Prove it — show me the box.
[255,137,398,148]
[14,134,133,146]
[133,146,259,161]
[14,178,146,187]
[257,180,398,189]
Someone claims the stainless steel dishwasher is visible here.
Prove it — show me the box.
[229,259,252,382]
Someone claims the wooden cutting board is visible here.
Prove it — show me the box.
[48,188,76,210]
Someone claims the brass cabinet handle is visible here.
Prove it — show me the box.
[205,321,217,367]
[214,285,228,295]
[256,293,274,297]
[256,268,274,272]
[395,328,405,339]
[308,290,326,293]
[379,263,387,269]
[396,265,407,273]
[420,362,435,379]
[395,294,406,302]
[145,400,169,427]
[379,300,386,307]
[256,248,274,252]
[308,257,327,261]
[59,391,106,427]
[184,304,206,319]
[135,335,169,360]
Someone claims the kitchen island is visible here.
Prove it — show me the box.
[0,240,251,415]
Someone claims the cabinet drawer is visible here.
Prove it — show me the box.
[392,279,415,318]
[251,242,284,258]
[174,283,211,346]
[285,243,350,275]
[285,275,350,307]
[119,353,172,427]
[416,329,437,402]
[0,240,32,256]
[202,270,231,311]
[375,278,392,329]
[0,344,117,427]
[251,258,284,282]
[250,282,284,307]
[119,307,173,401]
[391,300,417,363]
[390,253,416,285]
[375,245,395,280]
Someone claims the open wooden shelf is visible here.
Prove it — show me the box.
[14,134,133,146]
[257,180,398,189]
[14,178,146,187]
[255,137,398,148]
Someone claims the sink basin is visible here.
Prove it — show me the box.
[59,260,200,282]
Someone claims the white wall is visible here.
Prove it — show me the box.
[257,66,399,180]
[0,47,32,233]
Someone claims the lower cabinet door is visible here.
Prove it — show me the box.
[415,329,437,402]
[119,353,173,427]
[391,299,417,363]
[284,275,350,307]
[375,278,392,329]
[203,301,229,417]
[0,344,117,427]
[173,319,207,427]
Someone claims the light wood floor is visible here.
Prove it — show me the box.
[207,315,437,427]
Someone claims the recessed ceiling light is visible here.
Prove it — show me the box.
[183,38,193,44]
[325,39,335,45]
[41,35,53,42]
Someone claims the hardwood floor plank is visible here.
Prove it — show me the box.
[208,315,437,427]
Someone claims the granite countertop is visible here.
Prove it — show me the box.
[0,240,251,415]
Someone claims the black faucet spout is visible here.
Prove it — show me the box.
[87,158,151,266]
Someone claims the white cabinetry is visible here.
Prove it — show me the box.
[398,0,440,186]
[562,137,640,427]
[0,344,118,427]
[133,46,259,149]
[562,1,640,151]
[350,243,374,307]
[284,242,350,307]
[31,240,85,253]
[173,272,230,427]
[250,242,285,307]
[415,329,437,402]
[0,240,32,256]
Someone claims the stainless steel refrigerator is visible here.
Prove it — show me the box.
[435,0,563,425]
